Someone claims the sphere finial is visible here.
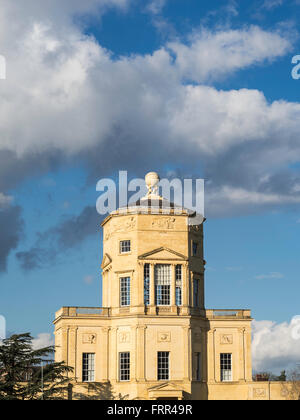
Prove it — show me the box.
[145,172,160,197]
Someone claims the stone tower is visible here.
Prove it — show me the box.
[54,172,253,400]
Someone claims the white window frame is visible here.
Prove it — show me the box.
[119,352,130,382]
[220,353,232,382]
[82,353,95,382]
[155,264,171,306]
[120,276,131,307]
[120,240,131,254]
[157,351,170,381]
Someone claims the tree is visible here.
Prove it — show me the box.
[0,333,72,400]
[72,382,129,400]
[281,366,300,400]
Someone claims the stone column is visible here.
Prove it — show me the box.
[68,327,77,381]
[136,326,146,381]
[100,327,110,381]
[183,326,192,380]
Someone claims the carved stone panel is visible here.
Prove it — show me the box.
[220,334,233,345]
[152,217,176,230]
[82,333,97,344]
[253,388,267,398]
[157,332,171,343]
[119,332,130,344]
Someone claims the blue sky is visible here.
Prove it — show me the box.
[1,0,300,372]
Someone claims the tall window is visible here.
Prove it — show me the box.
[193,279,200,307]
[119,352,130,381]
[158,352,169,380]
[175,264,182,306]
[144,264,150,305]
[155,264,171,306]
[82,353,95,382]
[192,241,198,256]
[120,240,131,253]
[220,353,232,382]
[120,277,130,306]
[196,352,201,381]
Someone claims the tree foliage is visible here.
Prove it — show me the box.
[0,333,72,400]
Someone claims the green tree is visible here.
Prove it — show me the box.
[0,333,72,400]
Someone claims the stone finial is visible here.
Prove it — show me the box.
[145,172,160,198]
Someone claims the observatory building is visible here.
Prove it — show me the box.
[53,172,283,400]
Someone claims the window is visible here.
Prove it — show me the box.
[220,353,232,382]
[82,353,95,382]
[119,352,130,381]
[175,264,182,306]
[144,263,150,305]
[192,241,198,256]
[155,264,171,306]
[158,352,169,380]
[193,279,200,307]
[196,352,201,381]
[120,240,131,253]
[120,277,130,306]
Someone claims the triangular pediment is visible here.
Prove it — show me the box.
[138,247,187,261]
[101,253,112,269]
[148,382,182,392]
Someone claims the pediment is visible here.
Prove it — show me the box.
[148,382,182,392]
[101,253,112,269]
[138,247,187,261]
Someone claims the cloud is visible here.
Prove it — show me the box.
[262,0,284,10]
[168,26,292,83]
[32,332,54,350]
[16,206,100,271]
[252,319,300,373]
[0,1,299,268]
[146,0,167,15]
[0,205,24,272]
[254,272,284,280]
[0,193,13,209]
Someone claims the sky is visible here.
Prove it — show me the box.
[0,0,300,374]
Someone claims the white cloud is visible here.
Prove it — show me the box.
[168,26,292,82]
[146,0,167,15]
[32,333,54,350]
[254,272,284,280]
[252,319,300,373]
[0,1,299,220]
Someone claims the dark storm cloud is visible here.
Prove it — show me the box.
[0,205,24,272]
[16,206,101,271]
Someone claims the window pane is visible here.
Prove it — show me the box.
[196,352,201,381]
[220,353,232,382]
[120,277,130,306]
[193,279,200,307]
[158,352,169,380]
[155,265,171,306]
[120,240,131,253]
[175,265,182,306]
[82,353,95,382]
[192,242,198,256]
[144,264,150,305]
[119,352,130,381]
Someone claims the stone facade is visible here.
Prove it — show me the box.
[53,173,293,400]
